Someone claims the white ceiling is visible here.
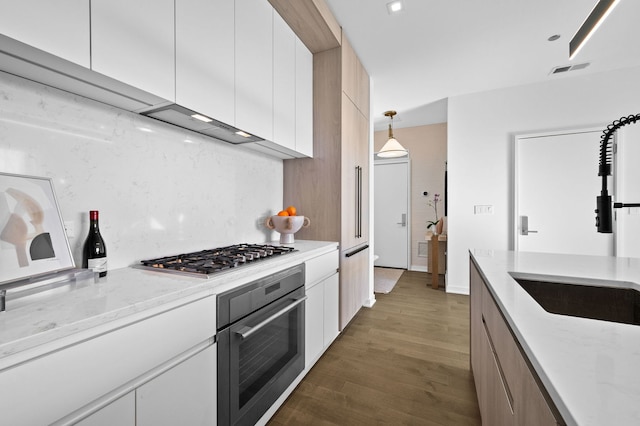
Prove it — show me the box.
[324,0,640,131]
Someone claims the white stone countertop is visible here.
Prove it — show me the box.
[0,240,338,369]
[470,250,640,426]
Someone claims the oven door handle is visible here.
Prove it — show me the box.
[235,296,308,340]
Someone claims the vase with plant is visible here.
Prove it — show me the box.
[427,193,440,234]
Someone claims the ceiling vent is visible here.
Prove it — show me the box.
[550,62,590,75]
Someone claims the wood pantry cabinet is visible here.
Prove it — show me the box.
[284,32,370,330]
[470,258,563,426]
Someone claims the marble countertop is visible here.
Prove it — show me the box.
[0,240,338,369]
[471,250,640,426]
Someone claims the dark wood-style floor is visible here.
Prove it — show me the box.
[268,270,482,425]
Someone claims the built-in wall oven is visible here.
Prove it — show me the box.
[217,264,306,425]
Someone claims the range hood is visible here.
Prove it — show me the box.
[141,104,263,144]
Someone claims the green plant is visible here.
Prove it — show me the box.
[427,193,440,230]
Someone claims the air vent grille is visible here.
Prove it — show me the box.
[550,62,590,75]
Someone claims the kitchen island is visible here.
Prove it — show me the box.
[0,240,338,425]
[470,250,640,426]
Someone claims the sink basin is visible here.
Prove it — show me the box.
[510,275,640,326]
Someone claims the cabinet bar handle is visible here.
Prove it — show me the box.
[482,315,515,414]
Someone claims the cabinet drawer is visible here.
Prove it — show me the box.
[482,283,560,425]
[305,250,339,288]
[0,295,216,425]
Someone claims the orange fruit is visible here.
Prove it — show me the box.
[285,205,297,216]
[277,210,290,216]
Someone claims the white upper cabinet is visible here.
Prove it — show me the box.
[273,10,297,152]
[91,0,176,102]
[176,0,235,126]
[0,0,313,158]
[235,0,273,140]
[0,0,89,67]
[295,39,313,157]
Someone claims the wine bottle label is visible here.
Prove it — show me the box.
[88,257,108,273]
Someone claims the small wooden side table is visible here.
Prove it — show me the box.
[430,234,447,289]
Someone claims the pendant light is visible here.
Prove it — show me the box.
[378,110,408,158]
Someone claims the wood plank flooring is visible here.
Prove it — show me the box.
[268,270,482,425]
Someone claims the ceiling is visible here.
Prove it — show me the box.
[324,0,640,131]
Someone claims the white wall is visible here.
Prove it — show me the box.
[447,66,640,294]
[0,71,282,271]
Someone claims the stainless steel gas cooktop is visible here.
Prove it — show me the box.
[139,243,296,278]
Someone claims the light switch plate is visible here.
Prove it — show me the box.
[474,205,494,215]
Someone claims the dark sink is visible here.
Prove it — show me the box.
[511,276,640,326]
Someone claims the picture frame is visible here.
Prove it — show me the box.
[0,172,75,286]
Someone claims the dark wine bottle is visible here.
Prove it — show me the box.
[82,210,107,277]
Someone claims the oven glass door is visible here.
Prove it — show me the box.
[227,289,305,425]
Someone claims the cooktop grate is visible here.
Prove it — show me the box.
[140,244,296,276]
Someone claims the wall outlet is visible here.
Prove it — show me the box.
[474,205,494,215]
[64,221,75,238]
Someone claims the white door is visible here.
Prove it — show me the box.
[515,129,614,256]
[374,158,409,268]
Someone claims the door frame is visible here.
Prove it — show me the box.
[512,126,609,252]
[373,155,411,270]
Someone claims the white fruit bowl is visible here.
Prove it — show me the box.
[265,215,310,244]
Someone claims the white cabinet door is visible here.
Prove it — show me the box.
[91,0,175,102]
[76,393,135,426]
[137,343,216,426]
[295,38,313,157]
[176,0,235,125]
[323,273,340,346]
[235,0,273,140]
[273,10,296,151]
[305,282,324,368]
[0,0,89,67]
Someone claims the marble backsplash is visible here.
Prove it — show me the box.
[0,71,282,272]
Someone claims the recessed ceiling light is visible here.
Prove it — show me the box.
[386,1,403,14]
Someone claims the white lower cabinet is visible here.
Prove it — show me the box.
[305,272,339,368]
[137,343,217,426]
[304,249,340,368]
[75,343,216,426]
[323,273,340,345]
[305,281,325,368]
[76,393,135,426]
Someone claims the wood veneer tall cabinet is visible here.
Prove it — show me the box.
[284,33,370,331]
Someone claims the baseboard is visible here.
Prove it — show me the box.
[410,265,428,272]
[363,296,376,308]
[445,284,469,295]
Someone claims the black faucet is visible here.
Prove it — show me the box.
[595,113,640,233]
